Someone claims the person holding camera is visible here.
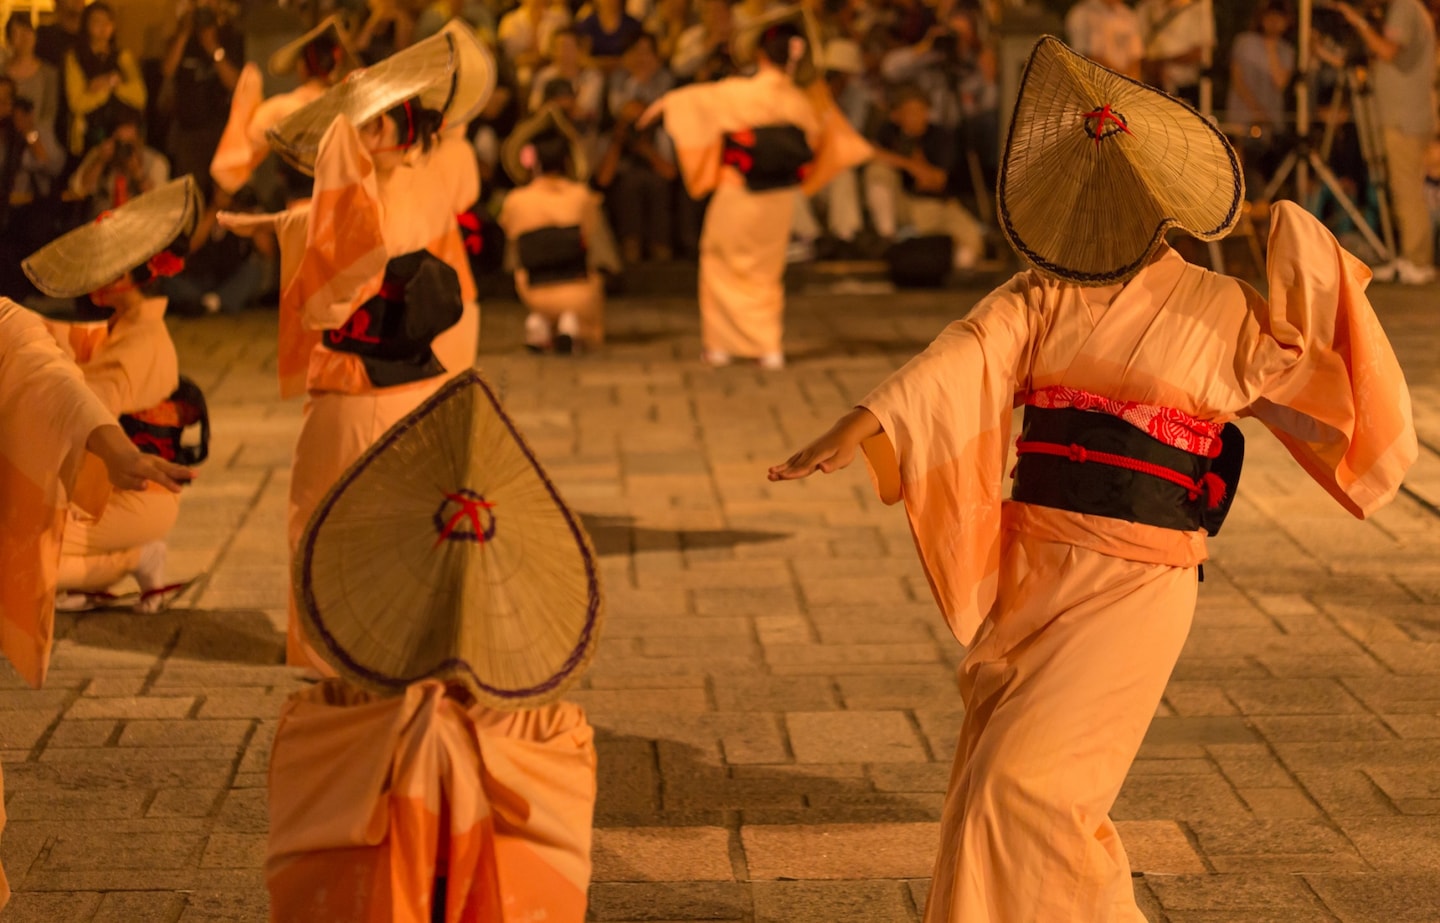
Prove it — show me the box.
[1064,0,1144,79]
[160,0,243,200]
[1330,0,1437,284]
[68,106,170,220]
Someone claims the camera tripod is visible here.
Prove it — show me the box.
[1311,65,1398,262]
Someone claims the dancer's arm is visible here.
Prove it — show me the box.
[768,408,882,481]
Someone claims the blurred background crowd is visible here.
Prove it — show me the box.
[0,0,1434,316]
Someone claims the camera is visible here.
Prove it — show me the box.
[112,140,136,165]
[193,6,218,30]
[1312,0,1386,67]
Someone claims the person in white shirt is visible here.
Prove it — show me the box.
[1137,0,1215,106]
[1064,0,1143,78]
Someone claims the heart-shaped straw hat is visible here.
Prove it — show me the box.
[295,371,603,709]
[268,21,496,173]
[22,176,204,299]
[998,36,1244,286]
[502,102,591,185]
[266,13,360,78]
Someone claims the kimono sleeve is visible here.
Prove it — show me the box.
[1247,200,1416,518]
[802,81,873,196]
[858,275,1039,647]
[211,62,265,195]
[657,77,762,198]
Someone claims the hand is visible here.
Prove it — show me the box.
[88,74,114,94]
[87,425,194,492]
[768,408,881,482]
[216,210,278,237]
[636,98,665,130]
[13,108,35,137]
[914,165,947,192]
[96,138,117,160]
[198,26,219,53]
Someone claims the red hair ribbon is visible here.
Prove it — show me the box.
[403,99,416,149]
[147,250,185,279]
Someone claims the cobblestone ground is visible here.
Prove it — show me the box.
[2,280,1439,923]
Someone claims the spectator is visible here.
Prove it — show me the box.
[164,187,276,316]
[160,0,243,201]
[884,0,937,46]
[577,0,646,72]
[470,60,522,192]
[499,0,572,90]
[671,0,736,82]
[1334,0,1437,284]
[881,22,962,130]
[1137,0,1214,106]
[5,15,61,142]
[646,0,694,65]
[0,81,64,296]
[34,0,83,69]
[414,0,497,44]
[63,2,145,157]
[69,105,169,219]
[356,0,419,64]
[1064,0,1143,79]
[795,39,869,258]
[529,28,605,128]
[864,84,984,269]
[596,32,675,261]
[1225,1,1293,199]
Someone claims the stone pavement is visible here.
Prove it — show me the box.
[3,279,1440,923]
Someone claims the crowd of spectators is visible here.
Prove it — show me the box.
[0,0,1437,305]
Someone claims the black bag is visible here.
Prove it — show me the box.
[120,375,209,466]
[516,225,588,286]
[886,236,953,288]
[722,125,813,192]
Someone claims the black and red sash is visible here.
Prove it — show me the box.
[722,125,813,192]
[325,250,463,388]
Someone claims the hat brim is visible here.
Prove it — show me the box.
[268,21,496,173]
[731,4,824,84]
[501,103,590,185]
[997,37,1243,286]
[266,14,359,78]
[22,177,203,299]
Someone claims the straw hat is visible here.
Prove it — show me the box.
[822,39,863,76]
[998,37,1243,286]
[266,14,359,78]
[22,176,203,299]
[501,102,590,185]
[268,20,496,172]
[731,4,824,85]
[295,371,603,709]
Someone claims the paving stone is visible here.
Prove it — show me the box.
[751,880,915,923]
[4,790,149,822]
[743,823,937,879]
[786,712,928,764]
[0,891,103,923]
[592,827,734,882]
[587,882,749,920]
[93,890,187,923]
[1114,820,1207,874]
[711,676,838,712]
[66,697,197,720]
[1305,874,1440,923]
[1113,772,1250,821]
[1147,874,1334,913]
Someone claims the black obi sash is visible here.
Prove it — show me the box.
[722,125,813,192]
[120,376,210,466]
[325,250,463,388]
[1012,406,1244,537]
[516,225,588,286]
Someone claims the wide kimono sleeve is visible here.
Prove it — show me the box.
[210,62,266,196]
[801,80,873,197]
[0,299,117,688]
[1246,200,1416,518]
[657,76,765,199]
[858,274,1040,647]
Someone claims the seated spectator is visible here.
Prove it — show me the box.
[470,58,522,193]
[160,0,243,201]
[884,0,936,46]
[164,187,277,316]
[671,0,737,82]
[63,1,145,157]
[69,105,170,219]
[1225,1,1293,199]
[596,31,675,262]
[577,0,645,72]
[864,85,984,269]
[529,28,605,129]
[499,0,572,91]
[1065,0,1143,79]
[35,0,83,68]
[356,0,420,64]
[646,0,694,65]
[5,15,62,143]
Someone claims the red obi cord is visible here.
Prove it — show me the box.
[1013,440,1229,509]
[1024,386,1223,458]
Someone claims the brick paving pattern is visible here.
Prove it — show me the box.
[2,281,1439,922]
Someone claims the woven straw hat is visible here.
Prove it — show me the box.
[731,4,824,85]
[22,176,203,299]
[998,37,1243,286]
[268,20,496,172]
[295,371,603,709]
[266,14,359,78]
[502,102,590,185]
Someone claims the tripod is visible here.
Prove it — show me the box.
[1313,65,1398,262]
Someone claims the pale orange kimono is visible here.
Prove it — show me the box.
[261,115,478,667]
[43,299,183,592]
[660,70,871,358]
[211,62,328,197]
[858,202,1415,922]
[267,680,597,922]
[0,298,119,909]
[498,176,619,347]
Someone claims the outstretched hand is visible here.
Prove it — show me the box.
[768,408,883,482]
[88,424,194,492]
[216,210,277,238]
[636,98,666,131]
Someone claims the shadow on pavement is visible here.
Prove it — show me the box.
[580,514,788,557]
[56,607,284,665]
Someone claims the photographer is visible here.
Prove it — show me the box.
[1329,0,1437,284]
[160,0,243,200]
[69,105,169,220]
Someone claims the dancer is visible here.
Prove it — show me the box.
[637,4,871,370]
[769,38,1415,921]
[219,23,496,669]
[23,177,206,613]
[498,103,619,354]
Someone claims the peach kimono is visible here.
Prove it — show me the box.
[857,202,1415,922]
[258,115,476,667]
[497,176,619,348]
[0,298,120,909]
[210,62,328,198]
[659,70,870,359]
[267,681,597,922]
[43,299,183,594]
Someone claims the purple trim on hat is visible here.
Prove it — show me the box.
[297,370,602,700]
